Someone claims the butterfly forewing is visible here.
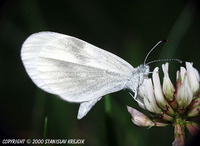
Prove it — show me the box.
[22,32,135,102]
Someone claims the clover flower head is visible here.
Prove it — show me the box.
[127,62,200,146]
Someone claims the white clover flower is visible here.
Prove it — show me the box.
[127,62,200,146]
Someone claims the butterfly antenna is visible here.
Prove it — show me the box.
[144,40,168,65]
[146,58,183,65]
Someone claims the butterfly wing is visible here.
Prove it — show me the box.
[21,32,135,103]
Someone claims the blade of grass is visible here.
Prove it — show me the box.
[31,90,47,137]
[43,117,48,146]
[104,95,118,146]
[105,95,111,115]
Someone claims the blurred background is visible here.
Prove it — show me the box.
[0,0,200,146]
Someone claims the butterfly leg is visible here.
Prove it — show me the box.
[129,91,137,101]
[129,91,144,106]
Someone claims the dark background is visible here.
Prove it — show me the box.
[0,0,200,146]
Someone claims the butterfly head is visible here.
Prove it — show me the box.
[138,64,150,75]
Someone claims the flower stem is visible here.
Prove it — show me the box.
[173,117,185,146]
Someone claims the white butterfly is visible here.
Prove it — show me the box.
[21,31,151,119]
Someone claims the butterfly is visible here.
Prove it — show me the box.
[21,32,166,119]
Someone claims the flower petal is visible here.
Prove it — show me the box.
[152,67,168,110]
[186,121,200,136]
[180,67,186,83]
[144,79,162,113]
[139,79,155,112]
[162,63,175,101]
[127,106,154,127]
[187,105,200,117]
[143,98,155,113]
[176,75,193,109]
[154,122,169,127]
[186,62,200,95]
